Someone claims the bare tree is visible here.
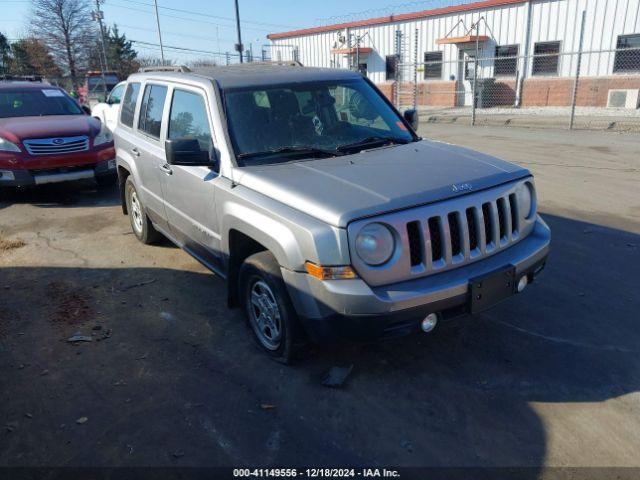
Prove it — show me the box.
[30,0,95,87]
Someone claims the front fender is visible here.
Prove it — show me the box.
[221,201,304,270]
[218,183,351,272]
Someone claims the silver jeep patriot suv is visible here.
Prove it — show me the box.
[114,64,550,362]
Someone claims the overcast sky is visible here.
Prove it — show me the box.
[0,0,470,64]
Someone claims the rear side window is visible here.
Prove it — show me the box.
[120,83,140,127]
[168,89,212,151]
[138,84,168,139]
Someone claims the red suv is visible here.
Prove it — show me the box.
[0,82,116,189]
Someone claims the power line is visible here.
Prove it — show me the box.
[0,0,291,33]
[130,39,240,57]
[104,1,278,33]
[117,23,235,43]
[116,0,300,29]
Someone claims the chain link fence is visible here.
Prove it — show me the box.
[394,45,640,131]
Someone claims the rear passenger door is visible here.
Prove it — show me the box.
[117,81,167,233]
[134,83,170,231]
[160,85,222,268]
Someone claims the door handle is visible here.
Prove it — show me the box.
[159,163,173,175]
[131,147,140,157]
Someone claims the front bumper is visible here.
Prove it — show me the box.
[0,158,116,187]
[282,215,550,343]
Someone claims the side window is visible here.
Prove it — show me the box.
[120,82,140,127]
[138,84,168,139]
[108,84,125,105]
[168,89,213,151]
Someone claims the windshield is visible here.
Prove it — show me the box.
[223,78,415,165]
[0,88,83,118]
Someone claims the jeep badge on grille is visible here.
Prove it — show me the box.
[452,183,473,192]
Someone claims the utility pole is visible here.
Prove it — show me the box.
[153,0,165,64]
[234,0,243,63]
[92,0,109,100]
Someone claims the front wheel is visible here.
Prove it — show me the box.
[239,251,304,364]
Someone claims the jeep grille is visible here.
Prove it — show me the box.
[347,179,537,287]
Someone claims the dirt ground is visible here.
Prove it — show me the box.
[1,124,639,475]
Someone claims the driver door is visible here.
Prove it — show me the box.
[159,85,223,269]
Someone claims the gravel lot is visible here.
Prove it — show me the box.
[1,124,639,475]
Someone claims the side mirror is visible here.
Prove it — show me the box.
[403,108,419,131]
[165,138,215,167]
[81,105,92,116]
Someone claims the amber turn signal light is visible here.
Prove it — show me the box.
[304,262,358,280]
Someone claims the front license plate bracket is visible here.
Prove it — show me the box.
[469,266,516,314]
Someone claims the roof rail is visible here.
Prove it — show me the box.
[138,65,191,73]
[246,60,303,67]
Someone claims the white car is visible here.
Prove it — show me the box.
[91,81,125,132]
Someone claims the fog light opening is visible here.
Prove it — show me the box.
[517,275,529,293]
[421,313,439,333]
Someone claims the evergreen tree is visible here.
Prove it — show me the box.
[89,24,139,79]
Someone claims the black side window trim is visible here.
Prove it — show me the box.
[137,83,168,141]
[120,82,141,128]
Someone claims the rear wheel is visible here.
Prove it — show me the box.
[124,177,161,244]
[239,251,304,364]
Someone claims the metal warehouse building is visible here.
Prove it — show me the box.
[267,0,640,110]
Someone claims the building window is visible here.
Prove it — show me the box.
[494,44,519,76]
[423,52,443,79]
[386,55,398,81]
[532,41,560,75]
[614,34,640,73]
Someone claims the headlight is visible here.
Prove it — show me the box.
[355,223,395,266]
[94,126,113,146]
[0,136,21,152]
[516,182,534,219]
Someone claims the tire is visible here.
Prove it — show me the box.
[96,174,117,189]
[124,177,161,244]
[239,251,305,364]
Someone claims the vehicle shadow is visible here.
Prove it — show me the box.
[0,181,120,210]
[0,213,638,474]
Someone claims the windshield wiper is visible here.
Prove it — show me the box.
[335,136,409,153]
[237,146,341,160]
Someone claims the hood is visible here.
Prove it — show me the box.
[0,115,101,143]
[235,139,530,228]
